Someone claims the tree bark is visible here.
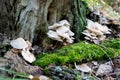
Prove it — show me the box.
[0,0,88,48]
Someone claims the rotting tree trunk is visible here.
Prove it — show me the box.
[0,0,88,48]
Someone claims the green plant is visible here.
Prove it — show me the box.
[101,38,120,49]
[33,39,120,67]
[75,71,82,80]
[0,67,28,80]
[73,0,90,40]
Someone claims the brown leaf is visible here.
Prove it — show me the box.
[96,61,113,76]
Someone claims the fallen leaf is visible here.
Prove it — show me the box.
[96,61,113,76]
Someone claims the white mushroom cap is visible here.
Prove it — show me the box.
[56,26,74,43]
[62,33,74,43]
[26,40,32,47]
[71,36,75,40]
[87,19,95,27]
[83,19,111,42]
[84,36,91,40]
[21,49,36,63]
[82,30,92,38]
[94,22,111,34]
[98,35,106,41]
[75,63,91,73]
[47,30,63,42]
[68,30,75,36]
[87,26,103,36]
[59,20,70,27]
[28,75,34,79]
[91,33,96,37]
[87,19,111,34]
[47,20,74,44]
[56,26,70,35]
[48,23,61,30]
[48,20,70,30]
[10,37,28,49]
[39,75,49,80]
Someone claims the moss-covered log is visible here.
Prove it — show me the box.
[33,38,120,67]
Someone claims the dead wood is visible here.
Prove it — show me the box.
[0,50,44,76]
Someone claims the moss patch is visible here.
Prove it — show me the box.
[101,38,120,49]
[33,39,120,67]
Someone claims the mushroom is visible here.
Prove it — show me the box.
[82,30,93,38]
[98,35,106,41]
[21,49,36,63]
[48,20,70,30]
[10,37,28,49]
[84,36,91,40]
[75,63,91,73]
[68,30,74,36]
[39,75,49,80]
[62,33,74,43]
[82,19,111,43]
[87,27,104,36]
[48,23,61,30]
[56,26,70,35]
[59,20,70,27]
[29,75,49,80]
[26,40,32,47]
[56,26,74,43]
[26,40,33,50]
[94,22,111,34]
[47,30,63,42]
[75,63,91,78]
[47,20,74,45]
[10,37,36,63]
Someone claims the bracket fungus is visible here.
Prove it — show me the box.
[47,20,74,45]
[10,37,36,63]
[82,19,111,44]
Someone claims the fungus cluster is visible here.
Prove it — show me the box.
[82,19,111,44]
[47,20,74,45]
[10,37,36,63]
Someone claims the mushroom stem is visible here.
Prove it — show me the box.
[21,48,36,63]
[81,71,84,79]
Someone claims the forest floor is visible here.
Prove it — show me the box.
[1,33,120,80]
[0,1,120,80]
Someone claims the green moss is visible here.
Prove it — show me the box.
[33,39,120,67]
[101,38,120,49]
[73,0,90,40]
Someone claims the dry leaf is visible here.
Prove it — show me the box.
[96,62,113,76]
